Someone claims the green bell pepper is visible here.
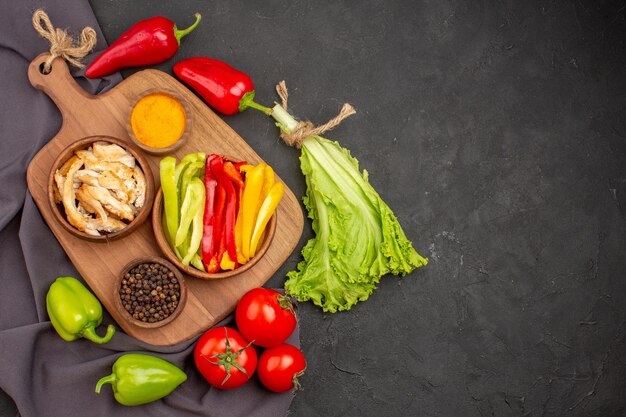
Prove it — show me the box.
[95,353,187,406]
[46,276,115,344]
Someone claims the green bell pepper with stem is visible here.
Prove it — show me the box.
[46,276,115,344]
[95,353,187,406]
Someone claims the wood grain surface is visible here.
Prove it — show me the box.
[25,53,304,346]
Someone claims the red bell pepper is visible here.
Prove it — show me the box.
[86,13,202,78]
[201,154,220,273]
[173,57,272,116]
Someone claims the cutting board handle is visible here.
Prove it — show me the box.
[28,53,95,115]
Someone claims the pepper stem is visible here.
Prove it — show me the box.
[174,13,202,45]
[82,324,116,344]
[239,91,273,115]
[95,373,116,394]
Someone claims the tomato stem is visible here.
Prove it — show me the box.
[201,327,254,386]
[278,295,296,316]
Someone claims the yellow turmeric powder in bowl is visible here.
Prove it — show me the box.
[129,91,189,154]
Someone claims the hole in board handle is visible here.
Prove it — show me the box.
[39,62,51,75]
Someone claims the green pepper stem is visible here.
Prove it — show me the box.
[244,99,273,115]
[174,13,202,45]
[95,373,116,394]
[82,324,116,344]
[239,91,273,115]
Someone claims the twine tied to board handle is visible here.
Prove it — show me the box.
[275,80,356,148]
[31,9,97,73]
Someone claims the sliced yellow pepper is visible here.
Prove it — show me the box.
[238,164,254,175]
[260,165,275,200]
[249,182,284,257]
[234,197,247,264]
[240,163,266,260]
[220,251,236,271]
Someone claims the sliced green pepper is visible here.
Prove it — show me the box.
[181,178,206,265]
[191,253,205,271]
[46,276,115,344]
[95,353,187,406]
[175,177,203,248]
[160,157,179,245]
[179,160,205,204]
[173,153,196,187]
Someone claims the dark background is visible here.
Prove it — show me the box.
[3,0,626,416]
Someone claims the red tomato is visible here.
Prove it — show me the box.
[257,344,307,393]
[235,288,297,348]
[194,326,257,390]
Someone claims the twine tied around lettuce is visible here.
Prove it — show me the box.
[31,9,97,73]
[275,80,356,148]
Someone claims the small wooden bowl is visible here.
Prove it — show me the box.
[126,88,191,155]
[114,256,187,329]
[48,136,155,242]
[151,187,277,280]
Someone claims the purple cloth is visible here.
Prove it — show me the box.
[0,1,298,416]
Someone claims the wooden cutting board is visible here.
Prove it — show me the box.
[26,53,304,346]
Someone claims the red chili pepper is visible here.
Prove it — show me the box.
[201,154,220,273]
[210,158,238,269]
[173,57,272,116]
[86,13,202,78]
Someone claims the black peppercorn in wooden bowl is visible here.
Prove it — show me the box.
[114,256,187,329]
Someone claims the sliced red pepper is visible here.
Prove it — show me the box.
[223,161,245,189]
[233,161,248,171]
[201,154,221,273]
[210,158,239,269]
[223,161,245,216]
[212,182,227,265]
